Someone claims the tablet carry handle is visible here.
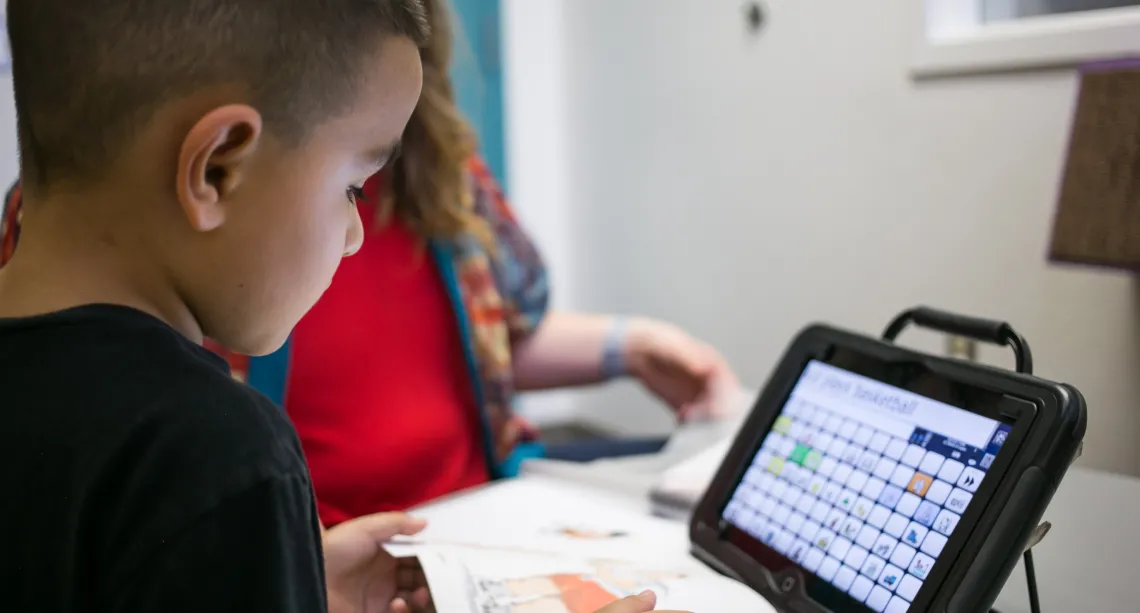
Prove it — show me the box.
[882,306,1042,613]
[882,306,1034,375]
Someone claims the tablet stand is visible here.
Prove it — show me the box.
[881,307,1044,613]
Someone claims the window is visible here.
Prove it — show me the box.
[915,0,1140,78]
[984,0,1140,22]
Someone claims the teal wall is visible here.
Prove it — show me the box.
[449,0,506,187]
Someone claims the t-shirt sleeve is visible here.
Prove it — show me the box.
[107,473,327,613]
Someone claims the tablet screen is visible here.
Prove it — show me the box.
[721,360,1011,613]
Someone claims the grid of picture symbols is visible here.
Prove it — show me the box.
[723,398,1000,613]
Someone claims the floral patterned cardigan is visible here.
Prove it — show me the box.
[0,156,550,477]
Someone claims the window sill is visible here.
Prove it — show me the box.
[912,6,1140,79]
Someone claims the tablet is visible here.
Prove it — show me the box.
[690,324,1085,613]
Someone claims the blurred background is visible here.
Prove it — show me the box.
[497,1,1140,477]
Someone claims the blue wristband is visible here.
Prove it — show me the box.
[600,317,629,380]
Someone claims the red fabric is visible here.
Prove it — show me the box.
[1,183,21,265]
[286,178,488,526]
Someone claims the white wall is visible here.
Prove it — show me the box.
[501,0,581,427]
[0,75,18,195]
[504,0,1140,475]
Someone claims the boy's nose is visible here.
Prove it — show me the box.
[343,206,364,257]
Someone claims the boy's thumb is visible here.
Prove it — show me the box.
[333,512,427,543]
[595,590,686,613]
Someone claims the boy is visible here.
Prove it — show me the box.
[0,1,679,612]
[0,0,428,611]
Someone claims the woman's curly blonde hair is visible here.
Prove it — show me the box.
[378,0,492,246]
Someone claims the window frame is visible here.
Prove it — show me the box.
[914,0,1140,78]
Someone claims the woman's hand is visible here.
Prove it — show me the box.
[623,317,740,421]
[509,311,743,421]
[594,590,691,613]
[323,513,432,613]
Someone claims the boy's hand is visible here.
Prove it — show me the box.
[594,590,692,613]
[323,512,432,613]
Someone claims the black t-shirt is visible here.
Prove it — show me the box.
[0,305,327,612]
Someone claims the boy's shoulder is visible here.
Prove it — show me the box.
[0,306,322,608]
[125,339,307,486]
[118,314,303,476]
[0,305,308,502]
[104,348,309,550]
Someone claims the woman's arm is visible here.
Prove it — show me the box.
[462,158,740,417]
[512,310,742,420]
[510,311,614,390]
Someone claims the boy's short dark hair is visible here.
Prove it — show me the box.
[8,0,429,188]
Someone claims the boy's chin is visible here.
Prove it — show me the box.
[213,327,293,358]
[240,332,292,358]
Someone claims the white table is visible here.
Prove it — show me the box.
[521,423,1139,613]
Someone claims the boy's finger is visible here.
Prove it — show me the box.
[341,512,428,542]
[594,590,665,613]
[411,586,432,609]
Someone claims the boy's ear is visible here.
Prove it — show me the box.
[175,105,264,232]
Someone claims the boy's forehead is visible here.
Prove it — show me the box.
[334,37,424,135]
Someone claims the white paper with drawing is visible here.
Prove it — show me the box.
[386,476,775,611]
[409,545,773,613]
[401,477,692,562]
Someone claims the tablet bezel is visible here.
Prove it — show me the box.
[690,324,1080,612]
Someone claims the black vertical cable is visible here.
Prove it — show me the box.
[1024,550,1041,613]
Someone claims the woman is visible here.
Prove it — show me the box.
[0,0,739,527]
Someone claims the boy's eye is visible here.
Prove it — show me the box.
[346,186,365,205]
